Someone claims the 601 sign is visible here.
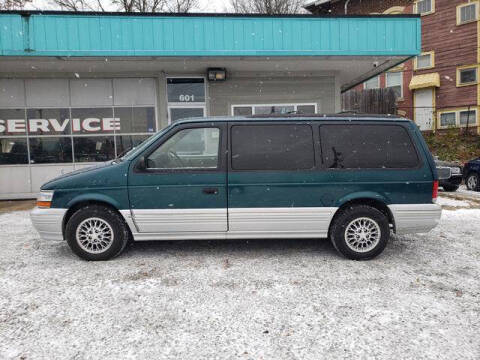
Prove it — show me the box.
[178,94,196,102]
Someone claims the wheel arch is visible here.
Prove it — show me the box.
[329,197,395,237]
[62,197,130,239]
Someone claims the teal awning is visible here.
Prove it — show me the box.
[0,12,421,57]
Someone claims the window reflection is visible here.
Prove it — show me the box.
[73,136,115,162]
[115,134,150,157]
[0,138,28,165]
[29,137,73,164]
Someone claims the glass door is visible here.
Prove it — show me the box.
[166,77,207,123]
[168,106,206,123]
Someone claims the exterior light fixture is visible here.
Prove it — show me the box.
[207,68,227,82]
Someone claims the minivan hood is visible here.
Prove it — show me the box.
[41,160,130,190]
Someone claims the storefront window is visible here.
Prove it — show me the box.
[27,108,71,135]
[70,108,115,134]
[29,137,73,164]
[232,104,317,116]
[0,138,28,165]
[0,109,27,136]
[167,78,205,103]
[254,105,295,115]
[296,105,316,114]
[114,107,156,133]
[115,134,151,157]
[233,107,253,116]
[73,136,115,162]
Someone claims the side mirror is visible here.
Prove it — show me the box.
[136,156,146,171]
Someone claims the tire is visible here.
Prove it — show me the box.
[466,173,480,191]
[65,205,129,261]
[329,205,390,260]
[442,184,459,192]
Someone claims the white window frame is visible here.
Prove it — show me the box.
[363,76,380,90]
[414,51,435,70]
[385,71,403,100]
[437,108,478,129]
[414,0,435,16]
[457,1,478,25]
[231,103,318,116]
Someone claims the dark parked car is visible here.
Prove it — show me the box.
[463,157,480,191]
[435,159,463,192]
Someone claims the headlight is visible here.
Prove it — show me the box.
[451,167,461,175]
[37,190,54,208]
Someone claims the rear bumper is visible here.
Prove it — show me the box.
[30,207,67,241]
[389,204,442,235]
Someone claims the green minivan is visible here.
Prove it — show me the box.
[31,115,442,261]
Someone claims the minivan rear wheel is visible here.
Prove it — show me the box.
[65,205,129,261]
[329,205,389,260]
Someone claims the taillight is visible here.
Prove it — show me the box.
[432,180,439,203]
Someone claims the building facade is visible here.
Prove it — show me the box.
[0,11,420,199]
[306,0,480,132]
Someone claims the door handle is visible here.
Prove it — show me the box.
[203,187,219,195]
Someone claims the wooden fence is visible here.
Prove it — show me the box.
[341,88,397,115]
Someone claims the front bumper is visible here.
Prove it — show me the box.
[30,207,67,241]
[388,204,442,235]
[440,175,463,186]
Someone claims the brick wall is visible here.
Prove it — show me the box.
[311,0,479,129]
[308,0,413,15]
[424,0,477,111]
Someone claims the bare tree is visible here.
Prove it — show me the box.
[51,0,198,12]
[49,0,106,11]
[3,0,199,12]
[230,0,305,14]
[0,0,32,9]
[113,0,199,12]
[164,0,199,12]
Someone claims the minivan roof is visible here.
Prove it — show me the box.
[174,113,410,126]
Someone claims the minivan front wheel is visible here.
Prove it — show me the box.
[330,205,389,260]
[65,205,129,261]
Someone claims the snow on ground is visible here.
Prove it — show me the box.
[436,196,471,208]
[1,199,480,359]
[457,185,480,198]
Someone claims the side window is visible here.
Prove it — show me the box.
[320,124,419,169]
[231,124,315,171]
[147,127,220,169]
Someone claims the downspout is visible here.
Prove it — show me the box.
[344,0,352,14]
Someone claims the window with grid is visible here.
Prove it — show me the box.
[416,0,432,14]
[460,110,477,126]
[440,112,456,127]
[416,53,433,69]
[459,3,477,24]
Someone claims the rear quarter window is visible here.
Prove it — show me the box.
[320,124,419,169]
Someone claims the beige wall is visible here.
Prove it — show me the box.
[208,75,336,116]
